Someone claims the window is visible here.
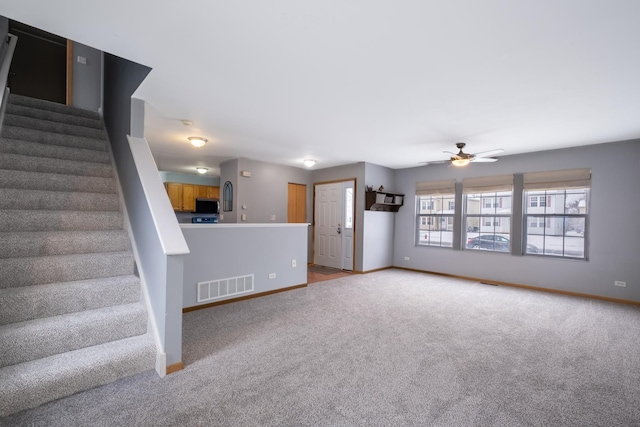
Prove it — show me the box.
[223,181,233,212]
[463,175,513,253]
[415,179,456,248]
[523,168,590,259]
[530,196,538,208]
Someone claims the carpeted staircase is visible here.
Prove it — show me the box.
[0,94,156,417]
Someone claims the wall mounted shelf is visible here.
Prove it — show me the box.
[365,191,404,212]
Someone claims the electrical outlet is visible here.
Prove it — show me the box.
[269,273,276,279]
[404,257,410,260]
[270,215,276,221]
[77,55,87,64]
[241,214,247,221]
[291,259,296,268]
[614,281,626,287]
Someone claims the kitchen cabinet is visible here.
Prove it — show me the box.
[165,182,220,211]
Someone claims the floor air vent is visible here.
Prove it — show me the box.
[197,274,254,303]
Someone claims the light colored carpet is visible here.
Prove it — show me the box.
[2,269,639,426]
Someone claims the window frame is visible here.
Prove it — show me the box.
[415,193,456,248]
[463,190,513,253]
[523,188,589,259]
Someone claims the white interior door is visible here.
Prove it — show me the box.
[314,180,355,270]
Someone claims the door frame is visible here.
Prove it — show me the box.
[312,178,357,270]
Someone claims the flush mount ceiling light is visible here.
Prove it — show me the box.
[196,167,208,174]
[188,136,207,148]
[451,158,470,167]
[303,159,316,168]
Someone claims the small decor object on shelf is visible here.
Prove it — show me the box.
[366,185,373,192]
[378,185,384,191]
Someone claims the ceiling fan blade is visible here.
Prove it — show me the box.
[471,157,499,163]
[473,148,504,158]
[443,150,457,156]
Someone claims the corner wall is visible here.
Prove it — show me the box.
[393,139,640,302]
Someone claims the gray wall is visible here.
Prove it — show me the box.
[159,171,220,186]
[362,162,397,271]
[181,224,308,308]
[312,162,366,271]
[71,42,101,111]
[235,157,312,224]
[103,53,184,366]
[393,139,640,302]
[219,158,238,223]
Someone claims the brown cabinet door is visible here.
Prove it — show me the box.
[208,186,220,199]
[195,185,209,199]
[182,184,195,212]
[165,183,183,210]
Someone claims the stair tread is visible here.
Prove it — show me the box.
[0,209,124,232]
[3,114,105,140]
[6,104,103,129]
[0,302,147,368]
[9,94,100,120]
[0,129,107,152]
[0,137,110,163]
[0,230,129,258]
[0,152,113,178]
[0,168,116,194]
[0,275,140,325]
[0,334,154,417]
[0,251,134,289]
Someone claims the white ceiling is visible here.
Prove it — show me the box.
[3,1,640,176]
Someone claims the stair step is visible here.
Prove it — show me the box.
[0,169,116,193]
[0,137,110,164]
[9,94,100,121]
[0,230,130,258]
[0,333,155,417]
[0,209,124,232]
[0,188,120,212]
[3,114,105,140]
[0,251,134,289]
[0,152,113,178]
[0,302,147,368]
[6,104,103,130]
[0,127,106,152]
[0,275,140,325]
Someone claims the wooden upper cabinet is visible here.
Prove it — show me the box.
[208,186,220,199]
[165,182,220,211]
[165,183,182,210]
[182,184,195,212]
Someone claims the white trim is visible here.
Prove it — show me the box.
[127,136,190,256]
[0,33,18,109]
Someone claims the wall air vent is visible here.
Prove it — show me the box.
[197,274,254,303]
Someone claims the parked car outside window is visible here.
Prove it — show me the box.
[466,235,538,253]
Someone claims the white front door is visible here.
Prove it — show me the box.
[314,180,355,270]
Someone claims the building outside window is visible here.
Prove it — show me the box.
[463,175,513,253]
[415,179,456,248]
[523,168,590,258]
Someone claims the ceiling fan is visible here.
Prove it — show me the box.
[434,142,504,167]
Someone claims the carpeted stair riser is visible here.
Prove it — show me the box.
[0,303,147,368]
[0,169,116,194]
[0,138,110,164]
[0,152,114,178]
[9,93,100,121]
[0,188,119,212]
[0,230,130,258]
[6,104,102,130]
[0,251,134,289]
[0,210,124,232]
[0,275,141,325]
[0,334,155,417]
[3,114,105,140]
[0,127,106,152]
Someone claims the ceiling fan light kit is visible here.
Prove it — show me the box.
[452,158,471,167]
[434,142,503,167]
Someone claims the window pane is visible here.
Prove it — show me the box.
[345,188,353,229]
